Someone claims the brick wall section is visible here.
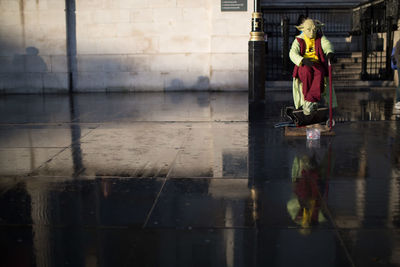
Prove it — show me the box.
[0,0,252,92]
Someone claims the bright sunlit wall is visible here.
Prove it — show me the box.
[0,0,252,93]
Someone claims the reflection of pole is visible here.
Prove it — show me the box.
[69,95,84,176]
[248,0,265,103]
[66,0,77,93]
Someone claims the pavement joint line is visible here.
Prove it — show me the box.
[24,124,101,177]
[141,177,167,229]
[142,126,192,228]
[26,146,70,177]
[319,185,356,267]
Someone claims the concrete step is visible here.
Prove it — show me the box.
[336,57,362,64]
[333,68,361,75]
[266,80,395,88]
[334,80,395,87]
[334,74,361,80]
[336,51,362,58]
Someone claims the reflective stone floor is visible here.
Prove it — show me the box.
[1,89,400,266]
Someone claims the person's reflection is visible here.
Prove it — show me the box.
[101,178,112,198]
[287,148,331,234]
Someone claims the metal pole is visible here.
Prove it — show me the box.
[361,18,368,80]
[248,0,265,105]
[66,0,77,93]
[386,17,393,80]
[254,0,260,12]
[282,17,290,74]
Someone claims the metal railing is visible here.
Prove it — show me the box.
[262,7,352,81]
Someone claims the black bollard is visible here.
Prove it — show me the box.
[248,2,265,104]
[248,2,266,122]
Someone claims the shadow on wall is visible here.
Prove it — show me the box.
[13,47,48,72]
[1,47,49,93]
[165,76,210,91]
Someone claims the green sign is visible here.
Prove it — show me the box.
[221,0,247,12]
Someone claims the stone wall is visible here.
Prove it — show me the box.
[0,0,253,93]
[0,0,68,93]
[261,0,365,7]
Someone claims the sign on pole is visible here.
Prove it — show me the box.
[221,0,247,12]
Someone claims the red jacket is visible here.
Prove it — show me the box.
[292,35,328,78]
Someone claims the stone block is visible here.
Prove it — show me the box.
[164,71,210,90]
[182,8,209,22]
[211,53,247,71]
[77,38,99,54]
[130,8,153,23]
[92,10,130,24]
[24,0,48,10]
[87,23,118,38]
[43,73,69,91]
[38,24,66,40]
[38,11,66,26]
[76,0,104,9]
[103,0,121,9]
[128,22,162,37]
[153,8,182,23]
[2,73,43,93]
[131,72,164,91]
[150,53,209,73]
[212,18,251,35]
[119,0,148,8]
[0,24,21,38]
[76,11,93,25]
[174,18,210,35]
[150,54,188,72]
[76,71,105,92]
[24,73,44,89]
[115,23,134,37]
[124,55,150,72]
[76,72,106,92]
[147,0,177,8]
[103,55,129,72]
[0,37,25,56]
[25,55,51,72]
[104,72,135,91]
[159,35,210,53]
[0,1,19,12]
[47,0,66,10]
[0,12,20,26]
[0,56,24,73]
[211,35,248,53]
[77,56,105,72]
[50,56,68,73]
[8,73,26,89]
[95,37,153,54]
[36,38,66,56]
[177,0,208,8]
[210,70,248,91]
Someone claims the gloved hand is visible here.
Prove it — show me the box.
[327,53,335,63]
[302,58,313,67]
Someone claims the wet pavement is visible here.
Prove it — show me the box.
[1,89,400,266]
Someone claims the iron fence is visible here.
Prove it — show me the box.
[262,7,352,81]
